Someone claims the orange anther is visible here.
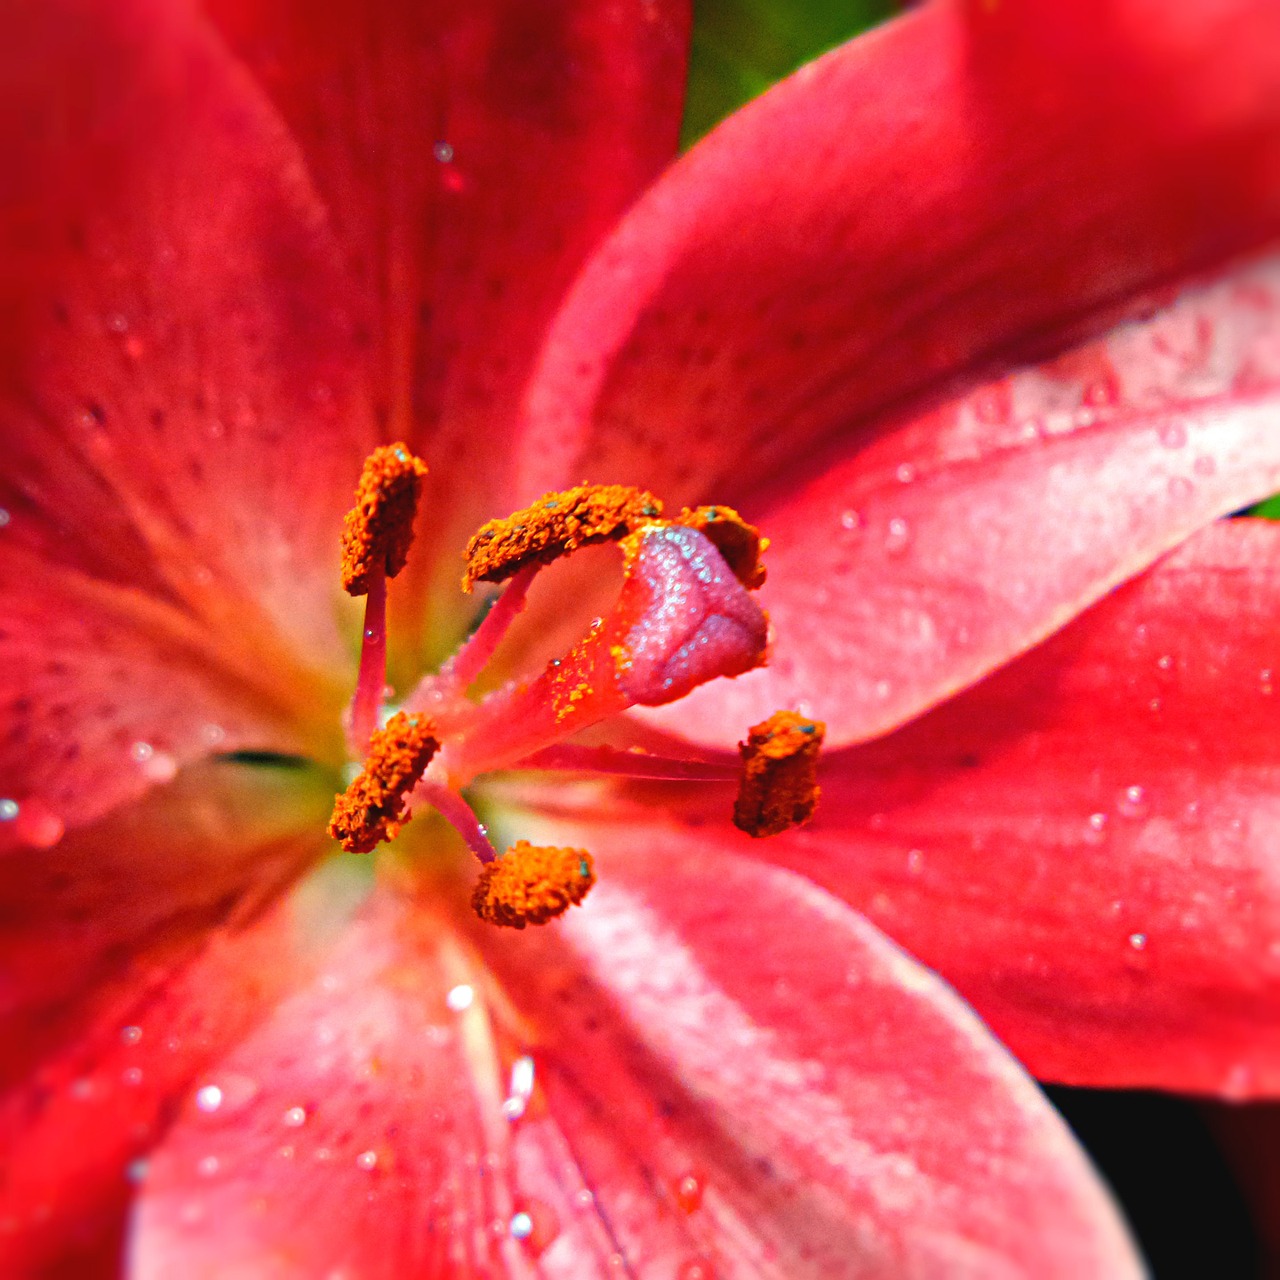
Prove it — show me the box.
[462,484,662,590]
[340,444,430,595]
[675,505,768,590]
[471,841,596,928]
[328,711,440,852]
[733,709,824,837]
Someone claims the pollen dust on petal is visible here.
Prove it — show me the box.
[340,443,430,595]
[472,841,595,928]
[328,711,440,853]
[733,710,824,838]
[674,505,768,589]
[462,484,663,590]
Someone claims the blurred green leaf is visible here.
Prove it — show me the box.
[1248,495,1280,520]
[682,0,896,149]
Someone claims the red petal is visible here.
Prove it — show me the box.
[517,0,1280,503]
[130,892,518,1279]
[645,253,1280,747]
[570,520,1280,1095]
[0,544,339,838]
[0,0,377,671]
[132,860,1140,1278]
[0,764,334,1275]
[202,0,691,640]
[472,849,1142,1278]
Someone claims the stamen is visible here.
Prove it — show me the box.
[329,711,440,852]
[348,565,388,751]
[733,710,825,838]
[462,483,662,590]
[340,443,430,596]
[674,505,768,590]
[437,564,538,693]
[519,743,739,782]
[471,840,595,928]
[410,777,500,864]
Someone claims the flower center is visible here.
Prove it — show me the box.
[327,446,824,928]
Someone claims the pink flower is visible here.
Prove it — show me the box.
[2,0,1279,1274]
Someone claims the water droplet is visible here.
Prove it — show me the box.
[678,1259,716,1280]
[1155,654,1173,672]
[130,741,154,764]
[126,1158,150,1185]
[282,1106,307,1128]
[201,723,226,747]
[106,312,128,334]
[1084,812,1108,843]
[1158,422,1187,449]
[197,1155,221,1177]
[884,517,912,555]
[574,1188,595,1208]
[0,508,10,528]
[122,1067,143,1087]
[121,1025,142,1046]
[195,1085,223,1113]
[1128,932,1147,952]
[1148,697,1162,713]
[433,141,454,163]
[446,984,474,1011]
[509,1200,559,1257]
[895,462,916,483]
[839,508,862,532]
[675,1171,704,1213]
[356,1150,378,1171]
[1262,669,1274,696]
[0,798,18,821]
[906,849,924,876]
[1116,784,1149,819]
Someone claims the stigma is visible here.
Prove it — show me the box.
[329,464,823,929]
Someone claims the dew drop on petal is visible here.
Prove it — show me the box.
[194,1085,223,1113]
[895,462,916,483]
[905,849,924,876]
[1261,669,1274,696]
[1116,784,1149,820]
[197,1155,221,1178]
[883,517,911,556]
[675,1171,705,1213]
[839,508,862,532]
[282,1106,307,1128]
[122,1067,143,1087]
[678,1259,717,1280]
[126,1158,150,1185]
[1128,932,1147,952]
[356,1150,378,1171]
[433,141,454,163]
[121,1025,142,1046]
[446,984,474,1011]
[0,508,10,528]
[0,798,18,821]
[130,740,154,764]
[510,1200,559,1257]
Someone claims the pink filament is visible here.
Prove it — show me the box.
[518,743,738,782]
[439,564,538,693]
[411,778,499,864]
[348,565,387,754]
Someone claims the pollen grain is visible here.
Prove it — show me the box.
[462,484,663,590]
[675,505,768,589]
[472,841,596,928]
[733,709,824,838]
[328,711,440,853]
[340,444,430,595]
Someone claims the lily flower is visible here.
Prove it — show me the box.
[1,0,1278,1274]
